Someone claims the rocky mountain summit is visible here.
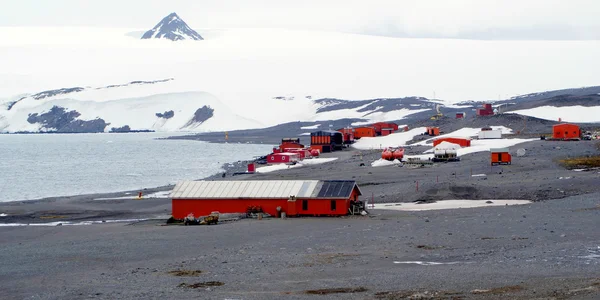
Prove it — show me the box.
[141,13,203,41]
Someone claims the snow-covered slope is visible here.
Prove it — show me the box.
[0,79,432,133]
[1,26,600,132]
[508,106,600,123]
[1,90,261,133]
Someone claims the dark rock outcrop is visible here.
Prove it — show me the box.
[156,110,175,119]
[183,106,214,128]
[110,125,131,133]
[31,87,84,100]
[141,13,203,41]
[27,106,107,133]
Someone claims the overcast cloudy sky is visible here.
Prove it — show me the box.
[2,0,600,39]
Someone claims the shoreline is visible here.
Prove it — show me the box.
[2,138,599,224]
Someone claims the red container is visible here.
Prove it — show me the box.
[247,163,256,173]
[552,123,581,140]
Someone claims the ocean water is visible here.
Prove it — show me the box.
[0,133,273,202]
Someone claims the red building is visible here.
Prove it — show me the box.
[476,104,494,116]
[283,148,311,159]
[552,123,581,140]
[353,127,376,139]
[266,153,299,164]
[433,137,471,147]
[372,122,398,136]
[456,112,466,119]
[310,130,343,152]
[278,138,304,151]
[426,127,440,136]
[337,128,355,144]
[171,180,363,218]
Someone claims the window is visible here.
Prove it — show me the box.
[330,200,336,211]
[302,200,308,210]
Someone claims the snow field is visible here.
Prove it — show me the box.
[372,200,532,211]
[255,157,338,173]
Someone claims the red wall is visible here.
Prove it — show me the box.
[354,127,376,138]
[433,137,471,147]
[172,188,361,219]
[267,153,298,164]
[553,124,581,140]
[173,198,350,218]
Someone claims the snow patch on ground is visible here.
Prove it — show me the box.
[509,106,600,123]
[0,213,7,217]
[300,124,321,130]
[373,200,531,211]
[255,158,338,173]
[371,159,402,167]
[413,126,513,146]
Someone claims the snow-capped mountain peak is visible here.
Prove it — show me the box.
[141,12,203,41]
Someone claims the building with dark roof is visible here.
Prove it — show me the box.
[171,180,362,218]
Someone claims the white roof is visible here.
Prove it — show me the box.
[170,180,320,199]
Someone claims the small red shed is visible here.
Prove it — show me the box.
[171,180,363,218]
[433,137,471,147]
[456,112,466,119]
[552,123,581,140]
[266,153,299,164]
[490,148,511,165]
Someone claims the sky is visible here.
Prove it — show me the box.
[1,0,600,39]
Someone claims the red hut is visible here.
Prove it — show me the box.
[433,137,471,147]
[171,180,363,218]
[490,148,511,165]
[552,123,581,140]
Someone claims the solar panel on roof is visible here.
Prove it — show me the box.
[316,180,356,198]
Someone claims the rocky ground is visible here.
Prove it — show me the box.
[1,125,600,299]
[0,192,599,299]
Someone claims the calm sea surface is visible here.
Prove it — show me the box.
[0,133,273,202]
